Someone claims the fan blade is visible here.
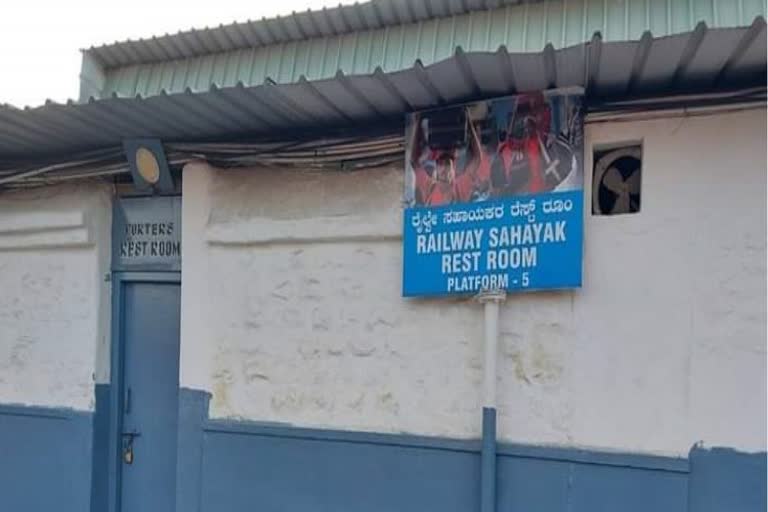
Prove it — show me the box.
[612,192,630,214]
[624,168,641,194]
[602,166,625,194]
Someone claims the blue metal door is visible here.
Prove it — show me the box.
[120,280,180,512]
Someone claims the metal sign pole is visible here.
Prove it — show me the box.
[477,289,506,512]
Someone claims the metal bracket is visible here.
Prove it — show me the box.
[475,289,507,304]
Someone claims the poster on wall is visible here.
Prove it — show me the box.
[402,89,584,297]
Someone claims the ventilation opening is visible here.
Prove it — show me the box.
[592,144,642,215]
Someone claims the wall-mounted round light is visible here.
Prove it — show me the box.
[124,138,173,193]
[135,147,160,184]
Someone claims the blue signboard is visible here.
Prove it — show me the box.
[403,191,583,296]
[402,90,584,297]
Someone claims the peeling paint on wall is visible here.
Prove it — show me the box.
[0,182,112,411]
[181,108,766,456]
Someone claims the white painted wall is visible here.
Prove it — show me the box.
[181,107,766,456]
[0,181,112,411]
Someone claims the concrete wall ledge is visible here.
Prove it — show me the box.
[206,218,401,246]
[0,403,78,420]
[0,198,101,250]
[203,418,689,473]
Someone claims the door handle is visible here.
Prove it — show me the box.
[124,387,132,414]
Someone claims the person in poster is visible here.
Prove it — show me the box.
[402,89,585,297]
[405,91,583,207]
[407,105,491,206]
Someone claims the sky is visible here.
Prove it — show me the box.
[0,0,356,108]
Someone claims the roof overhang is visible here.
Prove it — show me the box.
[83,0,534,69]
[1,19,765,166]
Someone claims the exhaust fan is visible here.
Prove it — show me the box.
[593,146,642,215]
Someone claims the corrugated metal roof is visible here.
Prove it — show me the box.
[85,0,532,69]
[2,19,765,163]
[97,0,768,99]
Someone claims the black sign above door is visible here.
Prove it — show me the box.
[112,196,181,271]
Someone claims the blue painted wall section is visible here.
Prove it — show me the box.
[174,387,765,512]
[0,404,93,512]
[201,422,480,512]
[481,406,497,512]
[176,388,210,512]
[90,383,111,512]
[689,445,767,512]
[497,444,690,511]
[0,388,764,511]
